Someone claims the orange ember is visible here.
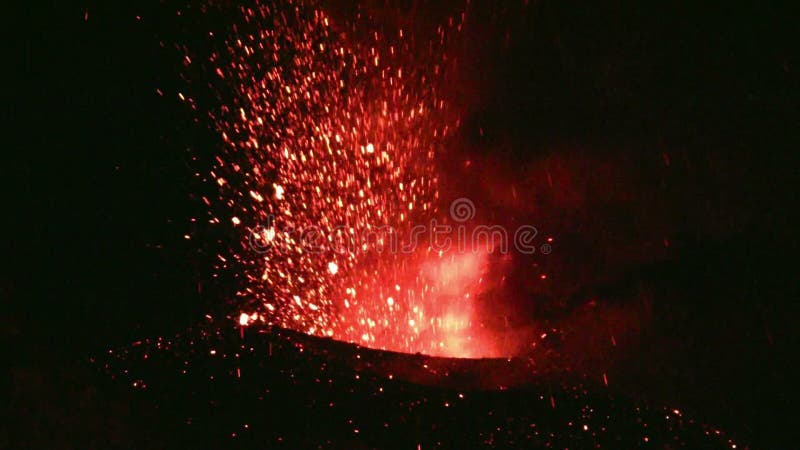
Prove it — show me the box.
[202,1,495,357]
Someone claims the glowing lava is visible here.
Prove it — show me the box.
[198,0,494,357]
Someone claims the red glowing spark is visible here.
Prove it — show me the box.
[198,1,496,357]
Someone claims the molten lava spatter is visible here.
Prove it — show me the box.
[200,0,491,357]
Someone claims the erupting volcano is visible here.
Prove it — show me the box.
[193,0,499,357]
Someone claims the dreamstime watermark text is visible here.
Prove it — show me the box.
[248,198,552,256]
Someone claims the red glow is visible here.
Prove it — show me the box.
[200,1,498,357]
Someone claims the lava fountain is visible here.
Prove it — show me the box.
[195,0,500,357]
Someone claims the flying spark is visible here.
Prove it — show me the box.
[197,0,493,357]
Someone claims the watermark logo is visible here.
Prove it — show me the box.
[449,197,475,222]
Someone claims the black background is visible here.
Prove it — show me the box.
[3,1,798,448]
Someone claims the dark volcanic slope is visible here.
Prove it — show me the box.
[85,326,743,449]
